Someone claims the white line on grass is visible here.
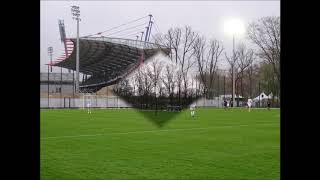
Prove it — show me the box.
[41,123,278,140]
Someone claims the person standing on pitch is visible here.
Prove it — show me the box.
[267,100,271,110]
[224,99,228,110]
[229,100,233,108]
[247,98,253,112]
[190,104,196,118]
[87,100,92,114]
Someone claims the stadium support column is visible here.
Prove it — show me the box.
[144,14,152,42]
[147,21,153,42]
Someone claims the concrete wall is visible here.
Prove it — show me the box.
[41,96,276,108]
[40,96,132,108]
[40,84,74,94]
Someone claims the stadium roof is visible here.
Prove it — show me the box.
[50,37,170,92]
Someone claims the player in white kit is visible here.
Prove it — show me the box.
[87,100,92,114]
[247,98,253,112]
[190,104,196,118]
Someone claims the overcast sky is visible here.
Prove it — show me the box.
[40,0,280,73]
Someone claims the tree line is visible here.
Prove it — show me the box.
[113,16,280,109]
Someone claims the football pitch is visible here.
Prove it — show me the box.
[41,108,280,180]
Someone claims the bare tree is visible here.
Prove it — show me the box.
[161,65,176,104]
[180,26,198,99]
[193,37,224,98]
[193,36,207,94]
[133,66,153,108]
[134,68,144,97]
[146,60,164,112]
[169,27,182,64]
[146,60,165,96]
[160,26,199,105]
[235,44,255,99]
[247,16,280,83]
[176,70,183,104]
[206,39,224,97]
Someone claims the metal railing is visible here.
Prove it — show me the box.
[80,36,168,49]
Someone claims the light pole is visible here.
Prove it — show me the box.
[47,47,53,108]
[224,18,244,108]
[48,47,53,72]
[232,35,235,107]
[47,64,50,108]
[60,64,62,107]
[71,5,80,93]
[217,72,220,107]
[259,81,261,108]
[224,74,226,100]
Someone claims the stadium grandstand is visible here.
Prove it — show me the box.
[50,37,170,93]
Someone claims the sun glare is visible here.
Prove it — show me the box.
[223,18,245,36]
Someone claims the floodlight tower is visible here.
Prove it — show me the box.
[71,5,81,93]
[58,20,71,73]
[224,18,245,107]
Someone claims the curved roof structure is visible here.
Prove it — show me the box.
[51,37,170,92]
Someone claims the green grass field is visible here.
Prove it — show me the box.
[41,108,280,180]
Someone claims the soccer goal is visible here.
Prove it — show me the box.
[82,94,125,109]
[82,94,96,109]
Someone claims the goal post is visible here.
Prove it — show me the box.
[81,94,121,109]
[82,94,94,109]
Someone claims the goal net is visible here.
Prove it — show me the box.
[81,94,124,109]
